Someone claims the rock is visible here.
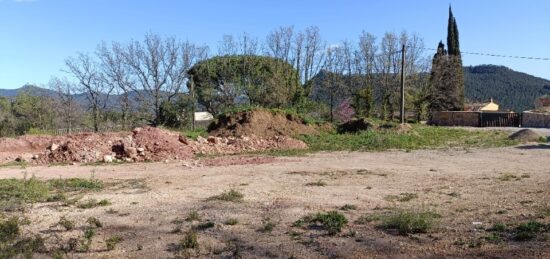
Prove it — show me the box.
[197,136,207,144]
[103,155,114,163]
[49,143,59,151]
[15,156,26,162]
[207,136,218,144]
[137,147,145,153]
[132,127,142,134]
[178,135,189,145]
[125,147,138,158]
[32,154,39,160]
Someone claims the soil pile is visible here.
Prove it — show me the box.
[0,125,309,165]
[508,129,543,142]
[337,118,373,133]
[207,109,318,138]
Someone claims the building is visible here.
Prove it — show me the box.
[465,98,499,112]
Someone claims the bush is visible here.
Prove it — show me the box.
[294,211,348,235]
[105,235,123,251]
[179,230,199,250]
[207,189,244,202]
[513,221,548,241]
[378,210,440,235]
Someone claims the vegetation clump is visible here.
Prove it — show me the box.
[207,189,244,202]
[378,210,440,235]
[294,211,348,235]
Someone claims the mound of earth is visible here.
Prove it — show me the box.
[508,129,543,142]
[337,118,373,133]
[207,109,318,138]
[0,126,309,165]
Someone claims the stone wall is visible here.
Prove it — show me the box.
[522,111,550,128]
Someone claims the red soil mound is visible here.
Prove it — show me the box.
[207,109,318,138]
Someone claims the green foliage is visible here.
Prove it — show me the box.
[58,216,75,231]
[294,211,348,235]
[105,235,123,251]
[188,55,301,114]
[185,211,201,222]
[465,65,550,111]
[339,204,357,211]
[206,189,244,202]
[194,221,215,230]
[182,128,208,140]
[305,180,326,187]
[512,221,548,241]
[298,125,516,152]
[179,230,199,250]
[48,178,104,192]
[0,216,45,258]
[378,210,440,235]
[158,93,193,128]
[86,217,103,228]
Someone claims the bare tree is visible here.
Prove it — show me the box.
[303,26,325,83]
[97,42,135,129]
[121,34,201,126]
[238,32,259,55]
[65,53,113,132]
[218,34,238,56]
[49,77,78,133]
[265,26,294,63]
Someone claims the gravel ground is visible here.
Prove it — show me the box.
[0,145,549,258]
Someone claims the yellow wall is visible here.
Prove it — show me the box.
[480,102,499,111]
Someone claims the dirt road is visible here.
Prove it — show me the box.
[1,145,549,258]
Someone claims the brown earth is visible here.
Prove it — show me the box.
[207,109,318,138]
[0,126,308,165]
[509,129,543,142]
[0,145,548,258]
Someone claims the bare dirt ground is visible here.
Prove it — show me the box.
[1,145,549,258]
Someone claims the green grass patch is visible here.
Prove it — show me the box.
[293,211,348,235]
[206,189,244,203]
[224,218,238,225]
[105,235,123,251]
[297,125,516,152]
[378,209,440,235]
[512,221,549,241]
[182,128,208,140]
[305,180,327,187]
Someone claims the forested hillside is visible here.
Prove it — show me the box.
[464,65,550,111]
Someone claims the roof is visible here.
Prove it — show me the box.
[465,98,499,111]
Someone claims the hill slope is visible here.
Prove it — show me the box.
[464,65,550,111]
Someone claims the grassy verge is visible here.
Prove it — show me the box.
[297,125,517,152]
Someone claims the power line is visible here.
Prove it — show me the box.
[420,47,550,61]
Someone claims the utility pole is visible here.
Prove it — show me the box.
[400,44,406,124]
[190,76,196,131]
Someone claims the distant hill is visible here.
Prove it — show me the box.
[464,65,550,112]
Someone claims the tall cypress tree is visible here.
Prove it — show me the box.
[429,6,465,112]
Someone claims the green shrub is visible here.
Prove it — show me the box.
[224,218,238,225]
[105,235,123,251]
[379,210,440,235]
[58,216,75,231]
[185,211,200,222]
[294,211,348,235]
[513,221,548,241]
[207,189,244,202]
[179,230,199,250]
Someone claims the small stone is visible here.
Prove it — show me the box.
[137,147,145,153]
[197,136,207,144]
[49,143,59,151]
[103,155,114,163]
[132,127,142,134]
[178,135,189,145]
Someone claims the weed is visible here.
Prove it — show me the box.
[497,173,519,181]
[260,219,276,233]
[487,222,507,232]
[512,221,548,241]
[225,218,238,225]
[86,217,103,228]
[447,192,461,198]
[378,209,440,235]
[80,227,96,252]
[385,193,418,202]
[194,221,215,230]
[105,208,118,214]
[305,180,327,187]
[185,211,201,222]
[77,199,111,209]
[0,216,20,243]
[179,230,199,250]
[294,211,348,235]
[105,235,123,251]
[207,189,244,202]
[355,214,382,224]
[58,216,75,231]
[340,204,357,211]
[48,178,103,192]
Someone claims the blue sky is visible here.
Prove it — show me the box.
[0,0,549,88]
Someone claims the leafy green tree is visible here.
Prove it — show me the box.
[188,55,301,114]
[11,92,56,134]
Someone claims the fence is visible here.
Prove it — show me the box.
[431,111,522,127]
[522,111,550,128]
